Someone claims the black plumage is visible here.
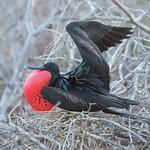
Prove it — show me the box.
[29,21,139,117]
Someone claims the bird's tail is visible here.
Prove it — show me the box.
[99,94,149,122]
[102,107,149,123]
[108,94,139,110]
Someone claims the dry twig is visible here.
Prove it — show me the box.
[112,0,150,34]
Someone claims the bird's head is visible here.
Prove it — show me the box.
[24,62,59,111]
[28,62,60,84]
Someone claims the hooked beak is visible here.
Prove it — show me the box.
[27,65,46,70]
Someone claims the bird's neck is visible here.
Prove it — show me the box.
[50,72,59,86]
[47,65,60,86]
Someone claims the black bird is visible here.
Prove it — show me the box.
[24,21,139,117]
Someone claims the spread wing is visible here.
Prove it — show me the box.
[66,21,133,90]
[73,21,133,52]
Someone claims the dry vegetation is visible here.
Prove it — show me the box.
[0,0,150,149]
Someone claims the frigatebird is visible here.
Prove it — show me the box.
[24,21,139,117]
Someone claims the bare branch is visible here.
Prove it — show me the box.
[0,122,52,150]
[0,0,57,121]
[112,0,150,34]
[86,132,127,149]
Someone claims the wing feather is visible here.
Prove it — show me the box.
[76,21,133,51]
[66,21,133,91]
[41,86,138,112]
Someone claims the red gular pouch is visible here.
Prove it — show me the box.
[24,70,54,111]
